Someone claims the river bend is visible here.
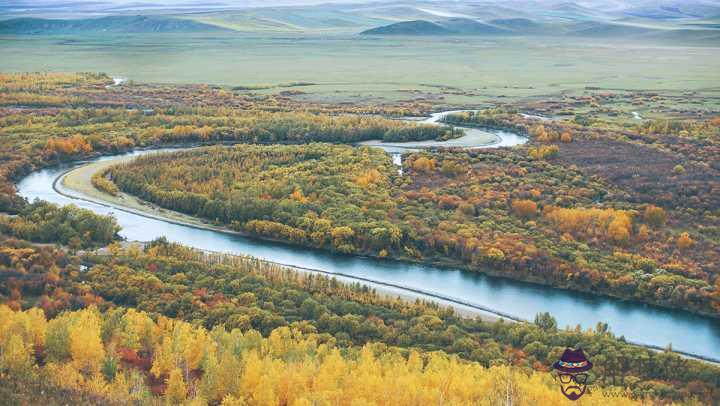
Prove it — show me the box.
[16,112,720,361]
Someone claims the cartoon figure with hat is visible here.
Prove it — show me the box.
[553,348,593,401]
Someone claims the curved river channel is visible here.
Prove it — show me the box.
[16,111,720,361]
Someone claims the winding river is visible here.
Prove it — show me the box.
[16,111,720,361]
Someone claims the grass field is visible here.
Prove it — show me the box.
[1,32,718,104]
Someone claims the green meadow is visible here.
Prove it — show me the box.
[1,33,719,104]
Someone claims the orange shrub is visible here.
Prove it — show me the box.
[511,199,538,220]
[412,157,436,173]
[643,205,667,228]
[677,232,694,250]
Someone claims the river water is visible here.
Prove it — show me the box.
[15,113,720,361]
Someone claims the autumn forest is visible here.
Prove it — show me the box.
[1,69,719,406]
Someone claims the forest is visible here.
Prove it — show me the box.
[0,73,449,212]
[1,305,640,405]
[1,73,719,404]
[106,142,720,318]
[1,237,718,404]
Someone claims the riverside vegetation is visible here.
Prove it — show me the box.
[1,237,719,403]
[1,73,719,404]
[104,139,720,318]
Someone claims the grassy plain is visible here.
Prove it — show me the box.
[1,33,718,105]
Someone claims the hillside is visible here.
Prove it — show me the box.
[440,17,513,35]
[568,21,657,36]
[567,21,720,42]
[359,20,451,36]
[623,2,720,19]
[186,5,393,33]
[489,17,553,34]
[0,15,231,34]
[360,16,720,42]
[0,301,643,405]
[360,18,514,36]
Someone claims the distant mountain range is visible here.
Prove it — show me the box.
[4,1,720,20]
[359,16,720,42]
[0,0,718,42]
[0,15,229,34]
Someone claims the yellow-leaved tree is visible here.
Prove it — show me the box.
[68,307,105,374]
[1,334,34,377]
[0,305,644,405]
[165,367,187,404]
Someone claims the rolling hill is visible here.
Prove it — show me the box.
[568,21,657,36]
[1,1,718,41]
[623,2,720,19]
[441,18,513,35]
[567,20,720,41]
[359,20,451,35]
[488,18,557,35]
[185,5,393,33]
[0,15,231,34]
[360,18,512,36]
[359,14,720,42]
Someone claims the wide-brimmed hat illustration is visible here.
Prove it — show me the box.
[552,348,593,373]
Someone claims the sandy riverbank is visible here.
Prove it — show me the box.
[61,156,240,235]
